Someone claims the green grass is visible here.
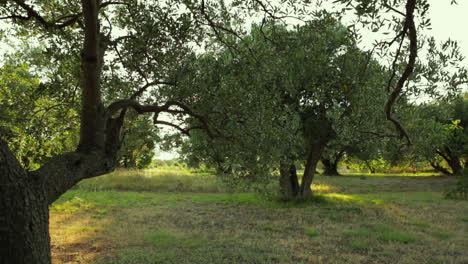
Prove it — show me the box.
[49,169,468,264]
[144,231,207,248]
[350,239,371,250]
[257,224,286,232]
[345,225,417,244]
[303,226,319,238]
[74,168,225,193]
[342,172,441,177]
[430,231,453,240]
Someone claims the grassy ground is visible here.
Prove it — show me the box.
[50,169,468,264]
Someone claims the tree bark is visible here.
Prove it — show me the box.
[436,148,463,176]
[429,161,451,175]
[0,140,51,264]
[77,0,106,152]
[321,158,340,176]
[447,157,462,176]
[0,2,128,263]
[279,160,300,200]
[299,139,329,196]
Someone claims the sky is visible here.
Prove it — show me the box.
[429,0,468,59]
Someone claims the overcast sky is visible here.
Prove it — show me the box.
[429,0,468,59]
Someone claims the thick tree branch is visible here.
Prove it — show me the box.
[436,149,451,163]
[100,1,128,9]
[154,120,203,136]
[130,80,176,100]
[30,151,116,204]
[106,99,219,138]
[385,28,407,93]
[429,161,451,175]
[4,0,81,29]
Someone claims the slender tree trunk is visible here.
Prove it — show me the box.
[321,158,340,176]
[364,160,376,174]
[279,160,300,200]
[299,140,328,196]
[0,140,51,264]
[129,152,137,168]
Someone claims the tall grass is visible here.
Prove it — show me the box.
[75,168,226,193]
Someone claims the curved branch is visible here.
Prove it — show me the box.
[130,80,176,100]
[384,0,417,145]
[5,0,81,29]
[106,99,220,139]
[154,120,203,136]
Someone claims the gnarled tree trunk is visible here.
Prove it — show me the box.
[0,1,125,263]
[279,159,300,200]
[0,140,51,264]
[321,158,340,176]
[437,148,463,176]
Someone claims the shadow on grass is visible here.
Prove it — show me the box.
[49,169,468,264]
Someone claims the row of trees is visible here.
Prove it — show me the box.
[0,0,466,263]
[173,20,467,198]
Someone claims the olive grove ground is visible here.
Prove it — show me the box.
[49,168,468,264]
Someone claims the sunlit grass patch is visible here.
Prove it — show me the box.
[311,183,336,193]
[75,168,224,193]
[52,190,188,211]
[343,172,441,177]
[324,193,366,203]
[50,196,96,212]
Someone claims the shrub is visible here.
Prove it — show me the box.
[445,168,468,200]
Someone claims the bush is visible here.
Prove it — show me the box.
[445,168,468,200]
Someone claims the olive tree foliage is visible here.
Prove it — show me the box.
[0,41,80,170]
[174,15,395,198]
[332,0,467,141]
[117,113,158,169]
[405,95,467,175]
[177,0,468,195]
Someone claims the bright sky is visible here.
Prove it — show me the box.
[429,0,468,59]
